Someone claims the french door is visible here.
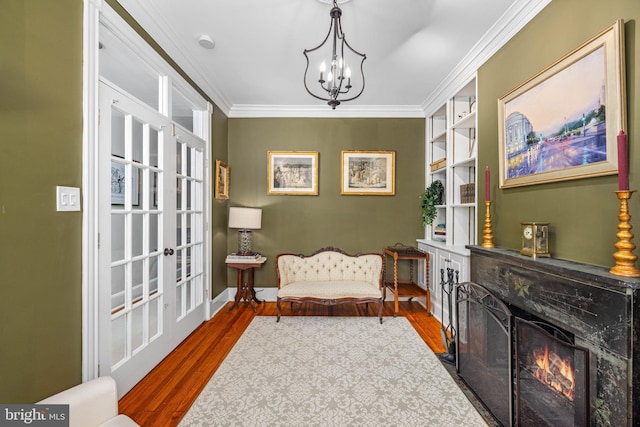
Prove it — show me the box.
[97,81,206,396]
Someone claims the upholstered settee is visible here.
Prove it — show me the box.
[38,376,139,427]
[275,247,385,323]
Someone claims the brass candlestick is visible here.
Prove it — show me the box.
[482,201,495,248]
[610,190,640,277]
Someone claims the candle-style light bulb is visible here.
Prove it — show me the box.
[345,67,351,87]
[319,61,326,82]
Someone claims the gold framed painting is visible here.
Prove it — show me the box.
[267,151,319,195]
[498,19,626,189]
[341,150,395,195]
[215,160,229,200]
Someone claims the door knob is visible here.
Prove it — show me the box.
[164,248,175,256]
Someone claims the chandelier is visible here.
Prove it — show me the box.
[303,0,367,109]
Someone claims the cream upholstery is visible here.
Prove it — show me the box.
[276,248,384,323]
[38,377,139,427]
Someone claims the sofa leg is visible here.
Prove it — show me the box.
[378,300,383,324]
[277,299,282,322]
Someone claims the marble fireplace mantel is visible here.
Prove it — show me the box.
[468,245,640,426]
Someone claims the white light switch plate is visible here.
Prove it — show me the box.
[56,186,81,212]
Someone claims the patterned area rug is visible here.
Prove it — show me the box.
[179,316,487,426]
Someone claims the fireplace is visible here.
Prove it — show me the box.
[462,246,640,426]
[514,317,589,426]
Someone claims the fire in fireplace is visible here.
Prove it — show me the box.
[515,318,589,426]
[529,343,575,398]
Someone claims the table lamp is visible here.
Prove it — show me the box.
[228,207,262,255]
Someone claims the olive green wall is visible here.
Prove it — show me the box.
[478,0,640,267]
[212,107,230,297]
[1,1,83,401]
[227,118,425,287]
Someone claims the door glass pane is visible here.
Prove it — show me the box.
[176,285,183,318]
[186,146,192,177]
[149,213,159,253]
[111,110,125,159]
[176,178,183,210]
[111,161,126,208]
[111,314,126,366]
[149,255,159,294]
[176,142,182,174]
[176,213,182,246]
[132,214,143,257]
[176,249,183,282]
[132,118,143,164]
[111,214,125,262]
[186,213,192,244]
[150,171,159,210]
[131,305,144,353]
[132,164,143,211]
[131,260,143,303]
[111,265,125,312]
[149,128,159,168]
[149,297,159,339]
[186,280,193,311]
[186,179,192,210]
[186,246,192,278]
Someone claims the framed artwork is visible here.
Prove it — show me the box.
[267,151,319,195]
[111,161,139,205]
[341,150,395,195]
[498,19,626,188]
[215,160,230,200]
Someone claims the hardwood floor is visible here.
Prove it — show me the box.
[118,300,446,426]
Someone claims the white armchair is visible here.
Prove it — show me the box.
[38,376,139,427]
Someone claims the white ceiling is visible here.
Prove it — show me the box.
[114,0,549,118]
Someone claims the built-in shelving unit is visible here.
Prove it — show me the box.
[418,76,478,321]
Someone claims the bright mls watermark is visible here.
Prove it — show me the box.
[0,405,68,426]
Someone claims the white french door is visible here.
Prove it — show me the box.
[97,81,206,396]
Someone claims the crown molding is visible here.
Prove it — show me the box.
[421,0,552,116]
[228,104,426,118]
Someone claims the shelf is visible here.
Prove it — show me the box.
[451,157,476,168]
[452,110,476,129]
[430,129,447,142]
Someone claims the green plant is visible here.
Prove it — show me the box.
[420,180,444,227]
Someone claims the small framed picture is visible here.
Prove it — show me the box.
[267,151,319,195]
[341,150,395,195]
[215,160,229,200]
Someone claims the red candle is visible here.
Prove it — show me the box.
[617,130,629,191]
[485,166,491,201]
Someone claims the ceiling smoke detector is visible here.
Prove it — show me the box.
[198,35,215,49]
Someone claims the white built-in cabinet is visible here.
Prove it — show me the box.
[418,76,477,321]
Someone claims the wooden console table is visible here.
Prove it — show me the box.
[383,246,430,317]
[226,256,267,312]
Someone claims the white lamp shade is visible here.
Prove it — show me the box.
[228,207,262,230]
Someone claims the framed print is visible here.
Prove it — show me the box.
[267,151,319,195]
[111,161,139,205]
[498,19,626,188]
[341,150,395,195]
[215,160,230,200]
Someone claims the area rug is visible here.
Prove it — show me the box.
[179,316,487,427]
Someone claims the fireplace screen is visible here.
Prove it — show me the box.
[515,318,589,426]
[456,282,512,426]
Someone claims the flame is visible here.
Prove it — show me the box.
[532,344,574,400]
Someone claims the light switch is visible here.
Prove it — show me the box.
[56,186,81,212]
